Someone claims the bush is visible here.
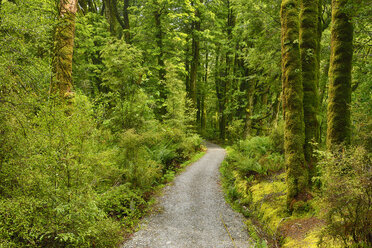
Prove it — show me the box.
[117,129,162,190]
[0,196,123,248]
[269,120,284,154]
[318,146,372,247]
[227,136,284,176]
[98,184,148,228]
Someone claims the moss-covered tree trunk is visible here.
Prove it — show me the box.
[327,0,353,149]
[300,0,320,172]
[51,0,78,98]
[104,0,116,34]
[281,0,308,210]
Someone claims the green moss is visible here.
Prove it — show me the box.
[250,175,287,229]
[327,0,353,149]
[300,0,320,170]
[281,0,308,210]
[52,2,77,98]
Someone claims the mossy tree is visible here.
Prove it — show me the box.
[299,0,320,173]
[280,0,309,210]
[51,0,78,98]
[327,0,353,149]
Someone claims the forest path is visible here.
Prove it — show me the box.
[121,142,252,248]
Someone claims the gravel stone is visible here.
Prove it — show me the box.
[122,142,252,248]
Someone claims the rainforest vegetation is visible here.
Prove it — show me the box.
[0,0,370,247]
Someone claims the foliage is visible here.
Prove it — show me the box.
[98,184,148,228]
[227,136,285,176]
[318,146,372,247]
[0,95,124,247]
[73,12,110,97]
[0,0,371,246]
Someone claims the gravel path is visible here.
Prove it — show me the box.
[122,142,252,248]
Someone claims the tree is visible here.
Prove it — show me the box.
[327,0,353,149]
[280,0,308,210]
[189,0,202,107]
[300,0,320,172]
[51,0,78,98]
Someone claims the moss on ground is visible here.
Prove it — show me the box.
[250,174,287,230]
[221,160,329,247]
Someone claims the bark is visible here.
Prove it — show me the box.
[111,0,130,43]
[185,37,191,97]
[281,0,308,210]
[104,0,116,34]
[201,49,208,133]
[123,0,130,43]
[214,50,226,140]
[327,0,353,149]
[242,71,255,139]
[190,0,202,107]
[154,5,167,117]
[51,0,78,98]
[221,0,235,140]
[300,0,320,172]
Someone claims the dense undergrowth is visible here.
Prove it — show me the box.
[220,123,372,248]
[0,92,203,247]
[0,3,204,246]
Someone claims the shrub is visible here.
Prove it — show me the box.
[0,195,123,248]
[318,146,372,247]
[227,136,284,176]
[269,120,284,154]
[98,184,148,228]
[117,130,162,190]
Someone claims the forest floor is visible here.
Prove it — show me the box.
[121,142,252,248]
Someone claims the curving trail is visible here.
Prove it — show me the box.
[122,142,252,248]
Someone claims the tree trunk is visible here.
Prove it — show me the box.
[153,6,167,117]
[281,0,308,210]
[123,0,130,43]
[104,0,116,34]
[190,0,202,107]
[214,49,226,140]
[185,37,191,96]
[51,0,78,98]
[300,0,320,173]
[327,0,353,149]
[223,0,234,140]
[201,49,208,133]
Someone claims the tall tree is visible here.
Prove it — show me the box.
[280,0,308,210]
[189,0,202,107]
[299,0,320,170]
[112,0,131,43]
[153,0,168,117]
[51,0,78,98]
[122,0,130,43]
[103,0,116,34]
[327,0,353,149]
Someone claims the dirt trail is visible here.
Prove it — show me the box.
[122,142,251,248]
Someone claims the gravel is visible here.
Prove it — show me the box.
[121,142,252,248]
